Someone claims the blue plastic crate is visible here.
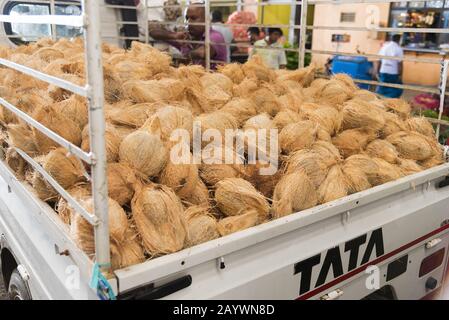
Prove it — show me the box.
[331,56,373,89]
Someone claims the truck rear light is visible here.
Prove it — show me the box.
[419,248,446,277]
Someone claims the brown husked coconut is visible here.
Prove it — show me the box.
[159,159,199,200]
[119,130,167,177]
[318,165,348,204]
[111,227,145,270]
[71,197,128,256]
[316,80,353,106]
[273,109,302,129]
[107,163,137,206]
[53,95,88,130]
[317,125,332,142]
[353,90,378,102]
[342,156,372,194]
[371,158,403,185]
[200,73,233,94]
[203,85,232,111]
[81,124,122,163]
[48,73,85,101]
[56,184,91,225]
[112,60,154,82]
[341,99,386,131]
[233,77,258,97]
[277,64,315,86]
[275,79,304,96]
[399,159,423,176]
[285,149,328,189]
[380,112,407,138]
[251,86,281,116]
[122,78,185,103]
[242,55,275,82]
[142,106,193,143]
[107,101,156,128]
[220,98,258,125]
[279,92,303,113]
[215,178,270,220]
[279,120,318,154]
[386,131,434,161]
[304,106,342,136]
[184,205,220,247]
[32,105,82,154]
[32,47,64,62]
[245,161,283,198]
[6,148,26,179]
[419,155,444,169]
[384,98,411,119]
[132,184,187,256]
[112,124,136,140]
[332,128,377,158]
[310,141,343,167]
[217,63,245,84]
[183,180,210,206]
[200,160,246,187]
[365,139,400,164]
[333,73,359,91]
[217,210,260,236]
[7,124,38,155]
[272,171,318,218]
[406,117,435,137]
[195,111,238,147]
[17,89,53,113]
[243,113,273,130]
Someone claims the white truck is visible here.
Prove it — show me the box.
[0,0,449,300]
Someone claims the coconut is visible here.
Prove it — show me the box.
[48,73,85,101]
[220,98,258,125]
[316,80,353,106]
[111,227,146,270]
[406,117,435,137]
[119,130,167,177]
[159,159,199,200]
[384,98,411,119]
[272,171,318,218]
[32,47,64,62]
[245,161,283,198]
[142,106,193,142]
[183,180,210,206]
[112,60,154,82]
[341,99,386,131]
[273,109,302,129]
[203,85,232,111]
[278,93,303,113]
[6,148,26,179]
[399,159,423,176]
[113,125,136,140]
[200,73,233,94]
[380,112,407,138]
[107,163,137,206]
[318,165,348,204]
[195,111,238,147]
[122,78,185,103]
[32,105,82,154]
[56,184,91,225]
[365,139,400,164]
[70,197,128,256]
[277,64,315,86]
[53,95,88,130]
[132,184,187,256]
[332,128,377,158]
[215,178,270,220]
[7,124,38,155]
[333,73,359,91]
[243,113,273,130]
[285,149,328,188]
[419,155,444,169]
[342,156,373,194]
[371,158,403,185]
[251,86,281,116]
[304,106,342,135]
[242,55,275,82]
[310,141,343,167]
[218,63,245,84]
[107,102,156,128]
[81,124,122,163]
[386,131,434,161]
[233,77,258,97]
[279,120,318,154]
[184,205,220,247]
[217,210,260,236]
[353,90,378,102]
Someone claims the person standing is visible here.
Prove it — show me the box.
[249,28,287,69]
[374,34,404,98]
[211,10,233,63]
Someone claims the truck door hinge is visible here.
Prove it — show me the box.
[425,238,442,249]
[17,264,30,282]
[320,289,344,300]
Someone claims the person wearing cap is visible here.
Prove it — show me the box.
[249,27,287,69]
[149,2,227,68]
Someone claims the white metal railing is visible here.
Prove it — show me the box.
[0,1,110,276]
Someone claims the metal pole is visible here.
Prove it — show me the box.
[144,0,149,44]
[50,0,57,40]
[289,0,296,45]
[205,0,211,71]
[82,0,110,271]
[298,0,308,68]
[436,58,449,138]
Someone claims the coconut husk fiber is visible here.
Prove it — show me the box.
[342,156,373,194]
[183,180,210,206]
[310,141,343,167]
[81,123,122,163]
[365,139,400,164]
[233,77,259,98]
[218,63,245,84]
[384,98,411,120]
[279,120,318,154]
[70,197,128,256]
[304,106,342,136]
[122,78,185,103]
[332,128,377,158]
[380,112,407,138]
[272,170,318,218]
[6,148,26,180]
[159,159,199,201]
[341,99,386,131]
[243,113,274,131]
[55,184,91,225]
[273,109,303,130]
[195,111,238,147]
[110,227,146,270]
[217,210,261,236]
[220,98,258,125]
[316,80,354,106]
[215,178,270,220]
[202,85,232,112]
[200,73,233,94]
[31,105,82,154]
[279,92,303,113]
[353,90,378,102]
[119,130,168,177]
[7,124,38,155]
[251,86,281,117]
[371,158,403,185]
[107,101,157,128]
[399,159,423,176]
[318,164,348,204]
[53,95,88,130]
[48,73,85,101]
[277,64,315,87]
[184,205,220,247]
[132,184,187,256]
[245,161,283,199]
[333,73,359,92]
[406,117,435,138]
[285,150,329,188]
[242,55,276,82]
[107,163,137,206]
[386,131,434,161]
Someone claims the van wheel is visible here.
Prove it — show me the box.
[8,270,31,300]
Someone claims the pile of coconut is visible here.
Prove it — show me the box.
[0,38,445,270]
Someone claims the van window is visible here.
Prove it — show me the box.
[4,1,83,44]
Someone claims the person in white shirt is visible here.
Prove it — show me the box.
[374,34,404,98]
[211,10,234,63]
[249,28,287,70]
